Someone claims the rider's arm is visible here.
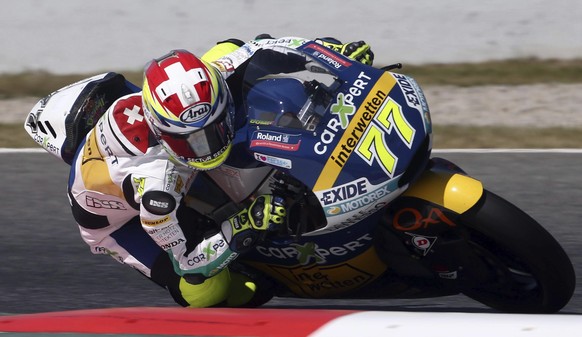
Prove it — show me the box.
[314,37,375,65]
[137,170,236,279]
[138,168,286,279]
[201,38,245,63]
[202,35,374,78]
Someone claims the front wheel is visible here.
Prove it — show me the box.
[459,190,575,313]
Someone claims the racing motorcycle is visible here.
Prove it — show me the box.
[25,40,575,313]
[187,44,575,314]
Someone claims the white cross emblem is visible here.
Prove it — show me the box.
[156,63,207,107]
[123,105,144,125]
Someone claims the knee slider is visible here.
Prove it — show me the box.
[178,269,231,307]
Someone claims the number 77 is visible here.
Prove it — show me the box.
[356,99,415,177]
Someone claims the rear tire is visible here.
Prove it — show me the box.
[459,190,575,313]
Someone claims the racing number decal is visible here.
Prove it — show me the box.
[356,99,415,177]
[314,73,397,191]
[356,125,396,177]
[376,99,415,147]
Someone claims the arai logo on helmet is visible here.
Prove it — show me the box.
[180,103,211,124]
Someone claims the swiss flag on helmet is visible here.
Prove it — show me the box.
[145,50,214,119]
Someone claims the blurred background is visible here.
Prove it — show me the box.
[2,0,581,74]
[2,0,582,314]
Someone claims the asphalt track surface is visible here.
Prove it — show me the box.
[1,150,581,315]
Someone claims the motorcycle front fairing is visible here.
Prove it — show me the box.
[237,43,432,235]
[223,43,435,298]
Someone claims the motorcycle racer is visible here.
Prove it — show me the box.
[26,35,374,308]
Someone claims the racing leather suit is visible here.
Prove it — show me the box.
[65,36,371,307]
[67,37,316,307]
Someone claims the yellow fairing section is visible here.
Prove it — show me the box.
[313,73,397,191]
[247,246,387,298]
[404,171,483,214]
[201,42,241,63]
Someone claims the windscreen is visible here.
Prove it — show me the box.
[242,47,342,131]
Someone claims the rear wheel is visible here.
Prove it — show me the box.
[459,190,575,313]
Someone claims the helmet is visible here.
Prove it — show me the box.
[142,49,235,170]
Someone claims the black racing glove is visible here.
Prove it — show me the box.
[221,195,287,253]
[316,37,375,65]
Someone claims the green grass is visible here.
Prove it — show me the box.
[397,58,582,86]
[2,58,582,99]
[431,125,582,148]
[4,58,582,148]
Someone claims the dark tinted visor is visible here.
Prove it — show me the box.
[159,113,233,161]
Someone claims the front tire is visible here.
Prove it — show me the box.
[459,190,575,313]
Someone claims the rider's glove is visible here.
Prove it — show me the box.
[315,37,374,65]
[221,195,286,253]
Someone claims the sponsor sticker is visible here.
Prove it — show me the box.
[142,215,171,227]
[315,177,397,218]
[250,130,301,151]
[254,246,387,298]
[313,71,373,156]
[254,152,292,169]
[313,73,397,191]
[256,234,373,265]
[405,232,437,256]
[180,103,211,124]
[305,43,352,69]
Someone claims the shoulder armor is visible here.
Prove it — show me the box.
[102,94,155,155]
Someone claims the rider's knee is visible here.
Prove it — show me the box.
[225,264,275,307]
[150,253,273,308]
[177,270,231,308]
[150,254,231,307]
[172,270,263,308]
[225,271,258,307]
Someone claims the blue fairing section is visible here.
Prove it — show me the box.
[234,44,432,279]
[238,44,430,191]
[245,208,382,266]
